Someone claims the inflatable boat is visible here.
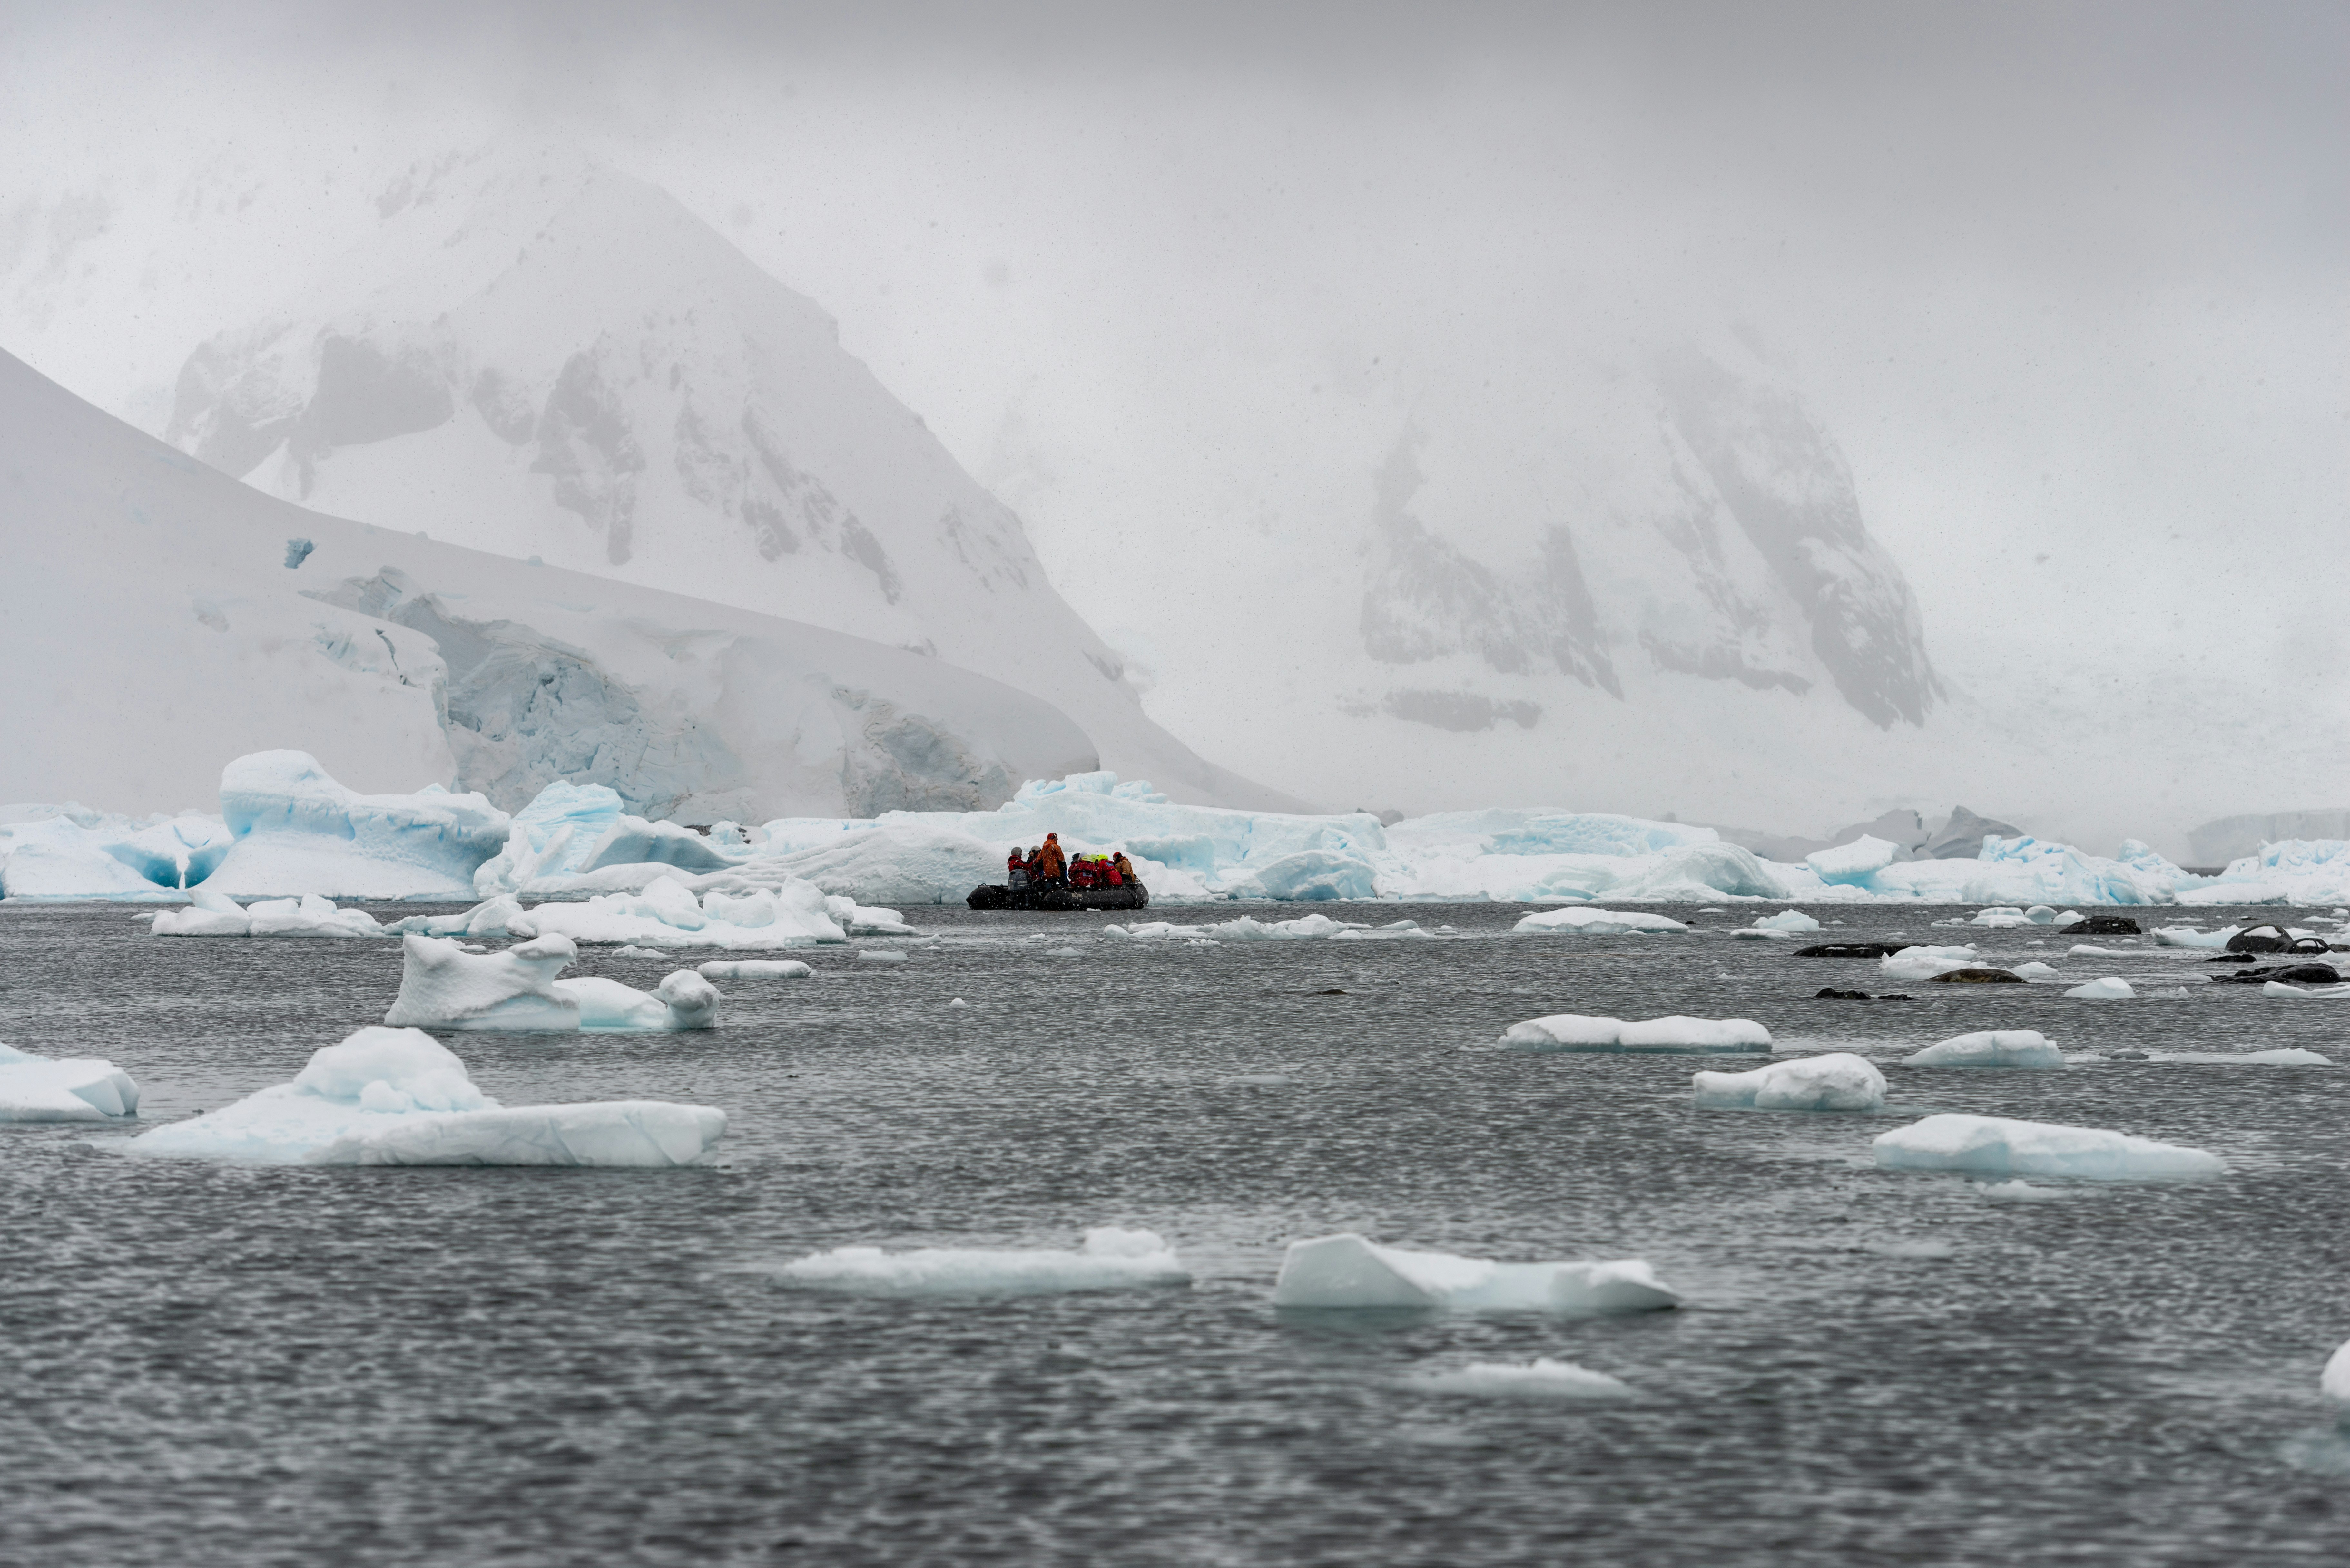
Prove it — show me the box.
[966,881,1150,911]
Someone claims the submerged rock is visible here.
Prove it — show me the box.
[2226,924,2329,955]
[1927,967,2026,985]
[1796,942,1910,959]
[2209,962,2340,987]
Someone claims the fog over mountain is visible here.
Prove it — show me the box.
[4,1,2343,856]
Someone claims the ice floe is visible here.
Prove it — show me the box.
[2012,961,2061,980]
[1692,1052,1885,1110]
[1873,1114,2223,1180]
[2064,977,2135,1000]
[698,959,814,979]
[776,1226,1190,1296]
[1904,1030,2064,1068]
[2154,925,2240,949]
[2265,982,2350,1001]
[2132,1049,2333,1066]
[0,1041,142,1121]
[1270,1232,1679,1314]
[1512,908,1689,936]
[1503,1012,1772,1053]
[1880,945,1981,980]
[126,1026,725,1165]
[383,934,718,1032]
[2069,944,2129,957]
[1405,1359,1634,1400]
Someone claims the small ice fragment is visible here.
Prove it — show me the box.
[2325,1340,2350,1403]
[1880,945,1980,980]
[2064,976,2134,1000]
[1750,909,1821,933]
[1271,1233,1679,1314]
[1974,1179,2078,1202]
[2025,905,2059,924]
[610,945,671,959]
[0,1047,143,1121]
[1512,908,1689,936]
[2013,961,2060,980]
[1406,1358,1634,1400]
[697,959,813,979]
[948,997,967,1009]
[777,1227,1191,1296]
[1873,1113,2222,1180]
[2068,944,2126,957]
[1692,1052,1884,1111]
[1502,1013,1771,1053]
[1904,1030,2063,1069]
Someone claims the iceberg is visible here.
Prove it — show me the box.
[384,934,584,1031]
[1903,1030,2064,1068]
[126,1026,723,1165]
[1692,1052,1885,1110]
[2064,977,2135,1000]
[1872,1113,2223,1181]
[1512,908,1689,936]
[1270,1232,1679,1314]
[149,885,260,936]
[698,959,814,979]
[776,1226,1190,1296]
[1405,1359,1634,1400]
[2154,925,2241,949]
[0,1041,142,1121]
[0,807,235,901]
[1971,906,2035,928]
[556,971,720,1032]
[1806,835,1900,885]
[204,752,511,899]
[1750,908,1822,933]
[1880,944,1982,980]
[1503,1012,1771,1053]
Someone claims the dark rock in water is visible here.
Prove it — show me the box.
[1881,993,1914,1000]
[2225,924,2328,955]
[2060,915,2142,936]
[1795,942,1910,959]
[1814,987,1874,1000]
[1925,806,2026,860]
[2205,953,2256,964]
[2209,963,2340,987]
[1928,967,2025,984]
[1315,988,1348,996]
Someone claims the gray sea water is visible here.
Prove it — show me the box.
[4,900,2348,1565]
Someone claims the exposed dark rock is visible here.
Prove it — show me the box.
[1814,987,1873,1000]
[2208,963,2339,987]
[1927,967,2025,984]
[2060,915,2142,936]
[2225,924,2329,955]
[1925,806,2025,860]
[1795,942,1909,958]
[2205,953,2255,963]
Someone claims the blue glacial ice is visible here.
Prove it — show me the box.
[1873,1113,2223,1181]
[1270,1233,1680,1314]
[126,1026,724,1165]
[205,751,510,899]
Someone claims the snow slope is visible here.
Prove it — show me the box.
[155,147,1290,812]
[0,346,1097,818]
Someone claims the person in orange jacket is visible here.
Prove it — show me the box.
[1037,833,1067,884]
[1112,852,1136,887]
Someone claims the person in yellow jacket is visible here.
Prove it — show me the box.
[1037,833,1067,884]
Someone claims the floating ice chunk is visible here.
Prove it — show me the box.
[2325,1341,2350,1403]
[0,1049,143,1120]
[777,1226,1191,1296]
[228,893,385,939]
[948,997,967,1009]
[1751,909,1822,933]
[1904,1030,2064,1068]
[1806,835,1899,885]
[1406,1359,1634,1400]
[1692,1052,1885,1110]
[1971,906,2034,928]
[553,971,720,1031]
[2025,905,2060,923]
[2064,977,2135,1000]
[2143,1048,2333,1065]
[698,959,813,979]
[2154,926,2240,949]
[1880,945,1980,980]
[609,944,671,959]
[2069,944,2127,957]
[384,934,583,1032]
[1512,908,1690,937]
[1270,1233,1679,1314]
[824,894,913,935]
[2013,961,2060,980]
[1973,1179,2080,1202]
[1504,1012,1771,1053]
[150,885,252,936]
[1701,1053,1880,1114]
[1873,1113,2223,1180]
[860,950,908,963]
[127,1026,723,1165]
[520,874,847,950]
[2265,982,2350,1001]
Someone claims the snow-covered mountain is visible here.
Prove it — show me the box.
[154,147,1293,811]
[0,347,1096,819]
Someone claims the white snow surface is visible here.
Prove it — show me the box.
[1270,1233,1680,1314]
[1503,1013,1773,1052]
[1872,1114,2224,1181]
[776,1227,1190,1296]
[0,1042,143,1121]
[126,1026,725,1165]
[1692,1053,1885,1110]
[1904,1030,2065,1069]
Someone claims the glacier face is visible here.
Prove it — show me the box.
[1356,349,1938,735]
[154,147,1291,812]
[0,346,1096,820]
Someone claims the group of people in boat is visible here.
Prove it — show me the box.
[1006,832,1137,891]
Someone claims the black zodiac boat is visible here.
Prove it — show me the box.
[966,881,1150,911]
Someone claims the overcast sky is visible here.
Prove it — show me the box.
[6,0,2346,830]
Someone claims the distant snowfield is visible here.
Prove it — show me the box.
[11,751,2350,910]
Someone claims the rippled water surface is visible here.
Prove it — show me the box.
[5,901,2349,1565]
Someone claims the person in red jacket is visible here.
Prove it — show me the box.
[1100,856,1123,888]
[1069,856,1098,890]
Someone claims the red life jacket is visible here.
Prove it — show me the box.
[1102,860,1123,886]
